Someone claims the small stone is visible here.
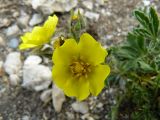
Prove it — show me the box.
[143,0,150,6]
[82,1,93,10]
[0,18,11,28]
[71,101,89,114]
[106,11,112,16]
[0,35,5,46]
[4,52,22,75]
[52,85,66,112]
[66,112,75,120]
[106,35,113,40]
[9,74,20,86]
[29,13,43,26]
[22,64,52,91]
[24,55,42,66]
[84,11,100,21]
[97,103,103,108]
[22,115,30,120]
[81,113,94,120]
[13,11,19,18]
[96,0,105,5]
[18,10,30,28]
[52,0,78,12]
[40,89,52,103]
[8,38,19,49]
[5,24,20,37]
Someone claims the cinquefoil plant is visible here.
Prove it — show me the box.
[108,7,160,120]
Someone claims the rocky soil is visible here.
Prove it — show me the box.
[0,0,159,120]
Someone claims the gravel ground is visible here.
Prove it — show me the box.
[0,0,159,120]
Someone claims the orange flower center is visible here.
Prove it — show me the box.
[70,60,91,78]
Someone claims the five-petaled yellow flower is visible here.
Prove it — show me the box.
[19,15,58,50]
[52,33,110,101]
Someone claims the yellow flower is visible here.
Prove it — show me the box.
[19,15,58,50]
[52,33,110,101]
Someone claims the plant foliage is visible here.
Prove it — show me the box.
[108,7,160,120]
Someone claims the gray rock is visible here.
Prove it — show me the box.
[22,58,52,91]
[3,52,22,75]
[22,115,30,120]
[52,85,66,112]
[17,10,30,28]
[84,11,100,21]
[71,102,89,114]
[96,0,105,5]
[82,1,93,10]
[8,38,19,49]
[31,0,78,15]
[29,13,43,26]
[24,55,42,66]
[5,24,20,37]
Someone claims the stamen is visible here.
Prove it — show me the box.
[70,59,91,79]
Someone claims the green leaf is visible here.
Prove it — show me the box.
[133,28,151,38]
[149,7,159,37]
[134,10,150,29]
[136,35,145,51]
[116,48,137,60]
[138,61,155,72]
[127,33,139,47]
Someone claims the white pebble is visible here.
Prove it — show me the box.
[84,11,100,21]
[40,89,52,103]
[24,55,42,66]
[72,101,89,114]
[22,64,51,91]
[52,85,66,112]
[4,52,22,75]
[9,74,20,86]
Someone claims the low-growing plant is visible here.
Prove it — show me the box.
[107,7,160,120]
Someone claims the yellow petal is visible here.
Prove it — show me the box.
[78,33,107,65]
[88,65,110,96]
[19,43,38,50]
[52,64,71,89]
[52,39,79,66]
[19,15,58,49]
[44,15,58,38]
[64,77,90,101]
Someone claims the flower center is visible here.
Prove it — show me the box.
[70,60,91,78]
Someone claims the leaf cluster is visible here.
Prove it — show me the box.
[108,7,160,120]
